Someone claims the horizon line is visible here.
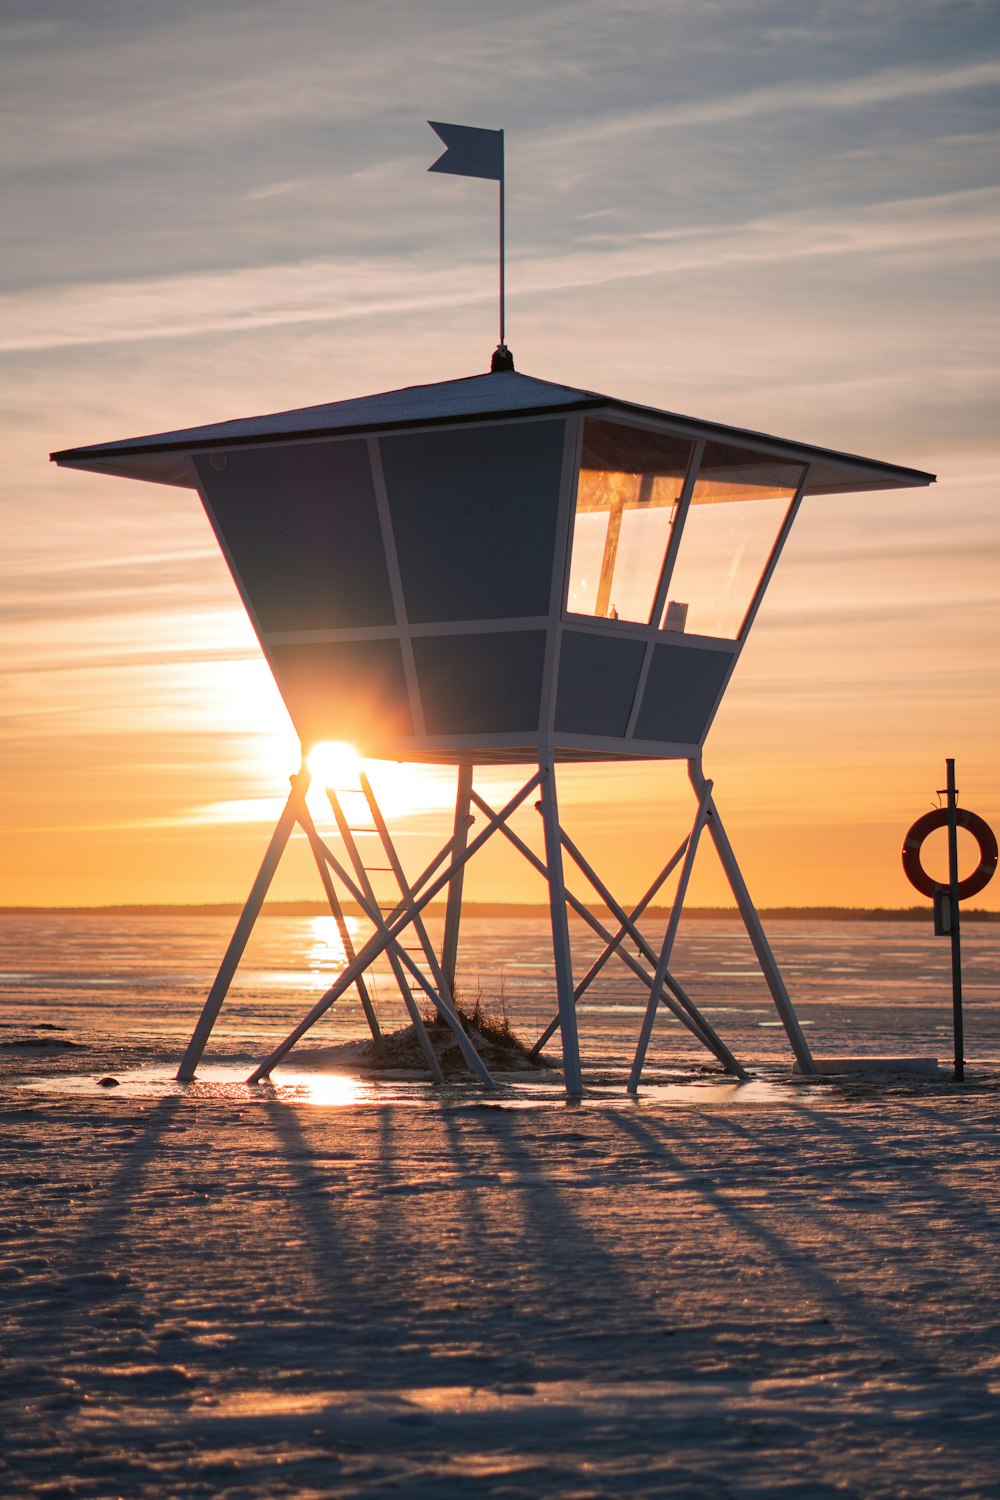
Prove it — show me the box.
[2,902,997,922]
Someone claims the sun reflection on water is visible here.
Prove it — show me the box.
[270,1070,372,1107]
[305,913,363,973]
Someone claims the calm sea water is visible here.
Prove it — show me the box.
[1,913,997,1082]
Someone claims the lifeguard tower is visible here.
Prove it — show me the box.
[53,366,934,1093]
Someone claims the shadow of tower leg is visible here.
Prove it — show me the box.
[689,758,817,1076]
[538,753,582,1097]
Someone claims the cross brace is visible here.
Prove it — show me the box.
[176,756,816,1095]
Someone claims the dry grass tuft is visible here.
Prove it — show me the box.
[350,983,552,1075]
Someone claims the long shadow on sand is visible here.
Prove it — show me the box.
[259,1096,658,1393]
[11,1092,184,1296]
[1,1095,189,1489]
[9,1088,999,1499]
[610,1107,998,1418]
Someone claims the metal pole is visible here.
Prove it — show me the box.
[528,836,689,1056]
[537,755,583,1096]
[945,757,965,1082]
[441,763,473,994]
[499,131,505,346]
[177,766,310,1081]
[689,760,817,1076]
[629,777,714,1093]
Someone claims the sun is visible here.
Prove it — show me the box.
[304,740,455,822]
[306,740,363,790]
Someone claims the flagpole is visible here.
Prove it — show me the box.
[427,120,510,366]
[499,129,505,347]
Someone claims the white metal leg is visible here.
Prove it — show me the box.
[441,763,473,994]
[537,754,583,1095]
[688,760,817,1076]
[628,776,714,1092]
[177,750,809,1099]
[176,768,310,1081]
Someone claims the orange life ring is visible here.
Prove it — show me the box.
[901,807,998,900]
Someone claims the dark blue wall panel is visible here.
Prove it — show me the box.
[634,644,732,745]
[380,420,565,623]
[195,441,394,631]
[555,631,645,738]
[413,631,547,736]
[268,639,412,749]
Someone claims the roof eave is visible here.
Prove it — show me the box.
[50,380,937,494]
[49,393,606,470]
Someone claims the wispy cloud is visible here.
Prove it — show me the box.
[3,0,998,902]
[4,186,995,356]
[538,57,1000,149]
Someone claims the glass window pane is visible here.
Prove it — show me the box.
[660,442,805,640]
[690,443,805,505]
[566,509,609,616]
[566,419,693,624]
[610,505,676,622]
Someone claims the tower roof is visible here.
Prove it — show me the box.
[51,368,935,497]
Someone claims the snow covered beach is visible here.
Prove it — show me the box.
[2,913,998,1497]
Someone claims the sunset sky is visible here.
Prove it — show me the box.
[2,0,998,911]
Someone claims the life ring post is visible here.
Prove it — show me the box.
[944,758,964,1082]
[902,760,997,1083]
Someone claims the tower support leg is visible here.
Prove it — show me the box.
[628,775,714,1092]
[538,753,582,1096]
[441,763,473,995]
[689,759,817,1076]
[177,767,310,1081]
